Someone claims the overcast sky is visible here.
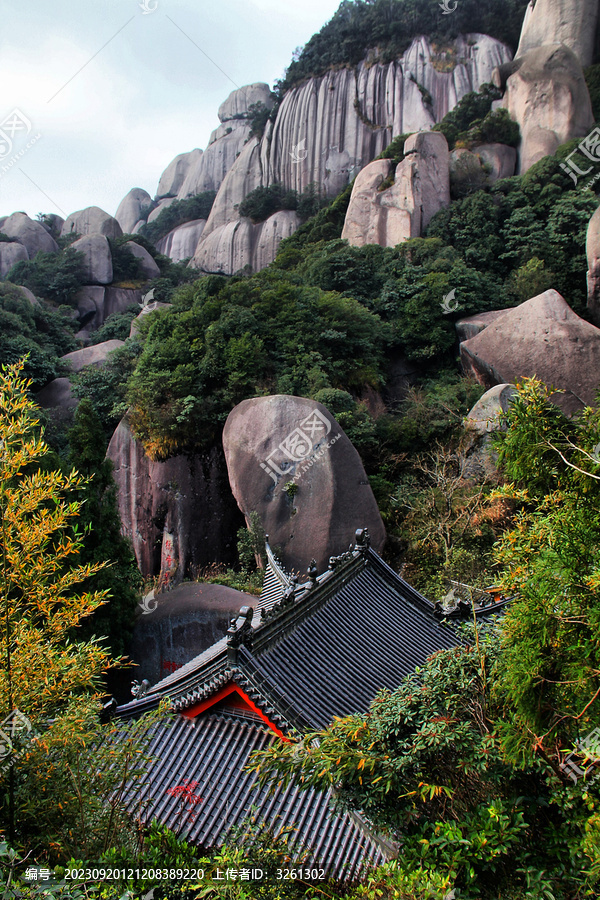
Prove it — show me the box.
[0,0,342,222]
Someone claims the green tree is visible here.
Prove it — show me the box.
[0,361,109,839]
[493,379,600,765]
[0,284,77,390]
[140,193,217,245]
[251,632,575,896]
[0,361,161,862]
[7,247,87,308]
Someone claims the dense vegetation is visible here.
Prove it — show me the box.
[432,84,519,151]
[0,283,77,389]
[275,0,530,94]
[238,182,328,223]
[140,192,217,246]
[6,246,87,308]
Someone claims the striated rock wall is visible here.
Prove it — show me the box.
[154,84,274,205]
[201,138,264,237]
[193,210,299,274]
[267,35,510,198]
[191,34,510,273]
[156,219,207,262]
[176,123,251,199]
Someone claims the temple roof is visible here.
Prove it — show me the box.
[121,713,386,879]
[115,529,508,875]
[119,529,461,728]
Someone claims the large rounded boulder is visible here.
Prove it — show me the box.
[0,241,28,276]
[501,45,594,173]
[61,340,125,373]
[463,384,517,479]
[71,233,113,284]
[223,395,385,574]
[516,0,599,69]
[62,206,122,239]
[115,188,154,234]
[2,212,59,256]
[130,582,258,685]
[342,133,450,248]
[459,290,600,414]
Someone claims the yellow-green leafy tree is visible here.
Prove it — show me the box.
[0,361,151,862]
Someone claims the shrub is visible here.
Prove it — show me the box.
[238,183,299,223]
[109,237,143,283]
[433,83,504,150]
[248,100,273,138]
[0,283,77,389]
[7,246,87,307]
[140,193,217,245]
[89,305,140,344]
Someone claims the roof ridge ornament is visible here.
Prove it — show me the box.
[265,537,292,585]
[260,574,299,622]
[227,606,254,664]
[131,678,151,699]
[355,527,371,553]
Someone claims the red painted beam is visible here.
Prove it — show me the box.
[182,681,290,742]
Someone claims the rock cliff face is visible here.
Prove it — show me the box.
[156,152,195,199]
[499,0,596,174]
[107,419,242,580]
[516,0,599,69]
[501,45,594,173]
[193,210,300,274]
[153,83,274,205]
[189,34,511,273]
[156,219,207,262]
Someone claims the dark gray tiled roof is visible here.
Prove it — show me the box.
[120,543,459,730]
[249,557,458,729]
[116,537,466,873]
[123,712,385,879]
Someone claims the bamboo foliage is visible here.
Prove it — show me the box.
[0,360,111,721]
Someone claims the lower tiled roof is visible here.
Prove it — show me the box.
[123,712,386,879]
